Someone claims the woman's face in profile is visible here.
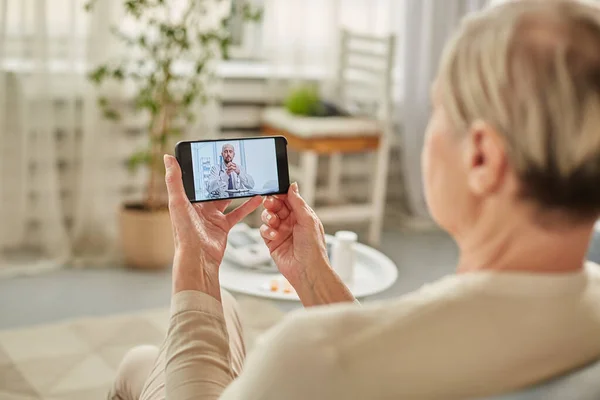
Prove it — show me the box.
[422,81,473,234]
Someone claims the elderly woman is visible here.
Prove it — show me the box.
[110,0,600,399]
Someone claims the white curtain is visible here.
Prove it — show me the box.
[0,0,123,275]
[0,0,226,276]
[261,0,405,90]
[400,0,491,219]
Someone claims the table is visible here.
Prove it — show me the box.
[219,232,398,303]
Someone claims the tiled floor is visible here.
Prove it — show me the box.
[0,298,285,400]
[0,309,168,400]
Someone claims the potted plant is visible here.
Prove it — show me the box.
[85,0,261,269]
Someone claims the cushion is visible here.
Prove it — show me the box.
[485,358,600,400]
[261,107,381,138]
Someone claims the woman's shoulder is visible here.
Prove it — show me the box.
[275,266,600,338]
[270,274,471,341]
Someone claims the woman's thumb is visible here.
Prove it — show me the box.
[286,182,312,223]
[164,155,192,226]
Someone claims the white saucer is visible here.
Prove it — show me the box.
[219,233,398,301]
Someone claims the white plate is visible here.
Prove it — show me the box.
[220,233,398,301]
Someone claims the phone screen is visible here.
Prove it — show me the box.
[176,136,289,203]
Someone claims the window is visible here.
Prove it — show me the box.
[0,0,405,74]
[227,0,264,60]
[1,0,90,71]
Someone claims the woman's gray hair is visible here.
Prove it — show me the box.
[438,0,600,218]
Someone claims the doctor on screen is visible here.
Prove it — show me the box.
[207,143,255,196]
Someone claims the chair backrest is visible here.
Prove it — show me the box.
[335,29,396,124]
[484,359,600,400]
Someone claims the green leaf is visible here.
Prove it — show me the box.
[198,32,220,46]
[97,96,121,121]
[97,96,109,107]
[88,66,108,85]
[169,127,183,137]
[103,108,121,121]
[124,0,141,16]
[221,37,231,59]
[160,23,175,39]
[185,112,196,123]
[155,134,168,146]
[242,3,263,22]
[135,93,159,115]
[113,68,125,81]
[182,91,195,106]
[127,150,152,172]
[83,0,96,12]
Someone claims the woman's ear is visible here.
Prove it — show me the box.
[464,120,507,196]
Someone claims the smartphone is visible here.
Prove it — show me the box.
[175,136,290,203]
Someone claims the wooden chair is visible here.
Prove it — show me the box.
[261,30,396,245]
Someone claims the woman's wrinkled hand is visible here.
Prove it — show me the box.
[164,155,262,297]
[259,182,330,286]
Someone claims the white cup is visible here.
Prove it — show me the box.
[331,231,357,285]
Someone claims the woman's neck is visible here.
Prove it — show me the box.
[456,206,595,275]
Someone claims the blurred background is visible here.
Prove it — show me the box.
[0,0,496,275]
[1,0,599,398]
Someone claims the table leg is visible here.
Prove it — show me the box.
[328,153,342,202]
[369,137,390,246]
[300,151,318,207]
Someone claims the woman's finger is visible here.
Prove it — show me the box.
[225,196,262,228]
[164,155,193,228]
[284,182,314,225]
[259,224,278,240]
[164,155,187,205]
[263,196,284,212]
[213,199,232,213]
[275,203,291,220]
[274,194,293,215]
[261,209,280,228]
[264,196,291,220]
[192,200,230,218]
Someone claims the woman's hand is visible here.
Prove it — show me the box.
[164,155,262,300]
[260,183,355,306]
[259,183,330,286]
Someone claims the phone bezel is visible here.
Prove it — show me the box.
[174,136,290,203]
